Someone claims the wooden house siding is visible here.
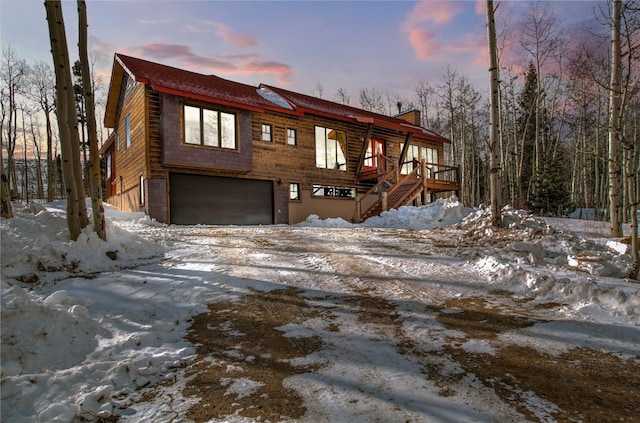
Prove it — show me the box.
[105,82,147,212]
[102,54,458,224]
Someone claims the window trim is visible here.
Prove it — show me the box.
[289,182,301,201]
[105,153,112,180]
[139,175,145,206]
[261,123,273,142]
[315,126,347,171]
[182,103,237,150]
[125,115,131,148]
[311,184,355,199]
[287,128,297,146]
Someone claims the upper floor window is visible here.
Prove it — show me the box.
[116,134,121,151]
[315,126,346,171]
[125,115,131,148]
[183,104,236,149]
[261,123,272,142]
[287,128,297,146]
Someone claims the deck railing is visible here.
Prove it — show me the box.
[355,159,459,222]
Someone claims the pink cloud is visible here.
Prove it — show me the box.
[402,0,463,61]
[404,0,462,27]
[184,20,258,48]
[475,0,487,16]
[406,29,441,60]
[123,43,292,83]
[241,60,293,84]
[212,22,258,48]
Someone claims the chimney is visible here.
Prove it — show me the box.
[397,101,403,114]
[395,109,422,126]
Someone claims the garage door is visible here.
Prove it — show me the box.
[169,173,273,225]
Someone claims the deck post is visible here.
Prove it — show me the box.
[381,191,388,212]
[355,195,362,223]
[421,159,428,205]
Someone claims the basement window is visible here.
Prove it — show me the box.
[289,183,300,201]
[312,184,355,199]
[139,175,145,206]
[183,104,236,149]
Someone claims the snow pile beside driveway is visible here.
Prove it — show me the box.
[1,197,638,423]
[0,201,164,284]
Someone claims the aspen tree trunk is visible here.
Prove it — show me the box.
[609,0,623,237]
[45,0,83,240]
[487,0,502,227]
[0,145,12,218]
[78,0,106,241]
[45,102,54,201]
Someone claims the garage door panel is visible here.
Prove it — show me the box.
[170,173,273,225]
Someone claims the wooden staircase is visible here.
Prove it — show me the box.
[356,164,426,222]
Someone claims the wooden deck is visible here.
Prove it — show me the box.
[355,159,459,222]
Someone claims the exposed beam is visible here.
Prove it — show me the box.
[355,123,374,179]
[399,132,413,167]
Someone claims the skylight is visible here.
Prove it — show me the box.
[256,87,293,110]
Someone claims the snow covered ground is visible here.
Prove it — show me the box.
[1,198,638,422]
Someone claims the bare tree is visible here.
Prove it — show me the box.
[619,0,640,277]
[0,88,12,217]
[28,61,56,201]
[312,82,325,99]
[415,79,435,127]
[78,0,106,240]
[609,0,624,238]
[487,0,503,226]
[518,2,564,200]
[45,0,88,240]
[359,87,386,114]
[335,87,350,105]
[1,47,27,198]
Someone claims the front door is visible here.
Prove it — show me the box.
[364,138,385,172]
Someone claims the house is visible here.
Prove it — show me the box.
[101,54,459,225]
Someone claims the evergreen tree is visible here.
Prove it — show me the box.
[530,146,572,216]
[516,62,538,206]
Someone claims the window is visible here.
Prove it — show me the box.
[287,128,297,146]
[289,183,300,201]
[315,126,346,171]
[105,153,112,180]
[139,175,145,205]
[261,123,272,142]
[183,104,236,149]
[401,144,420,174]
[312,184,355,199]
[125,115,131,147]
[116,134,121,151]
[401,144,439,175]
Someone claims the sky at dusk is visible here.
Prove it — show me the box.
[1,0,604,107]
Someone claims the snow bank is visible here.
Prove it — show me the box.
[0,202,165,284]
[298,197,473,230]
[363,197,472,229]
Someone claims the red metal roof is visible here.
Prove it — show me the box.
[105,53,449,143]
[115,54,286,113]
[261,84,449,143]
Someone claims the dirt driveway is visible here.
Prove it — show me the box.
[141,226,640,422]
